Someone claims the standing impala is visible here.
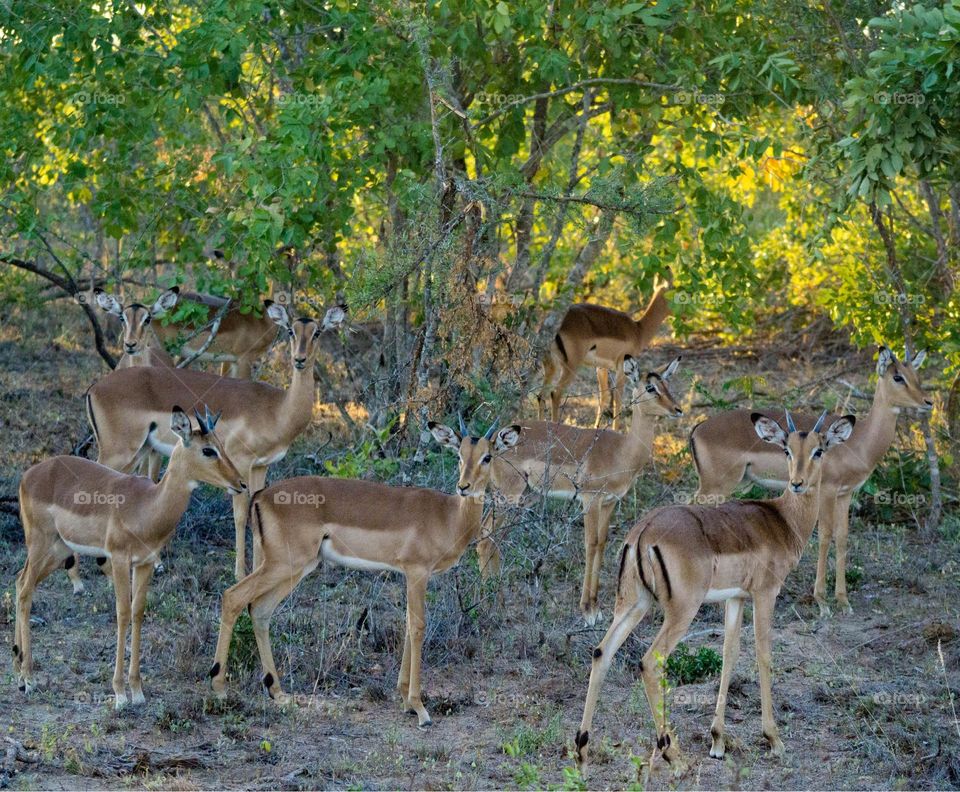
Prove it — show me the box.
[84,303,345,581]
[538,274,670,429]
[207,420,521,727]
[575,411,855,771]
[444,356,682,625]
[690,346,932,615]
[95,286,281,379]
[14,407,245,707]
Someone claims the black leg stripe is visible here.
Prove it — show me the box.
[652,545,673,600]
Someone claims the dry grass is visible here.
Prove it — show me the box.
[1,309,958,790]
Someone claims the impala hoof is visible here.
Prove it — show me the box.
[816,600,832,619]
[72,580,85,595]
[709,735,725,759]
[114,692,129,710]
[836,598,853,615]
[130,689,146,706]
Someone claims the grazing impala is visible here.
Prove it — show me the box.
[84,303,345,581]
[207,420,521,727]
[538,274,670,429]
[95,286,280,379]
[575,411,855,771]
[690,346,932,615]
[442,356,682,625]
[14,407,245,707]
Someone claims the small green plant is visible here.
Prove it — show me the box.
[666,643,722,685]
[227,611,259,681]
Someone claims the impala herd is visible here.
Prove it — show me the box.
[10,281,933,775]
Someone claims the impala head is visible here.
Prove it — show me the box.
[95,287,179,357]
[267,302,347,370]
[876,345,933,411]
[624,355,683,417]
[752,410,855,494]
[428,417,522,498]
[169,405,246,495]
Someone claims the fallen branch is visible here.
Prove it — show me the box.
[176,299,231,369]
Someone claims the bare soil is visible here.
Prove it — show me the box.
[1,311,958,790]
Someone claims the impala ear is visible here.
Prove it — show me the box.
[823,415,856,448]
[752,413,788,450]
[911,349,927,369]
[322,305,347,331]
[661,355,681,380]
[623,355,642,385]
[267,302,292,330]
[495,425,521,451]
[877,345,895,376]
[94,289,123,316]
[151,287,179,317]
[427,421,461,451]
[170,406,193,446]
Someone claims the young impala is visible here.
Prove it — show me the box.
[538,274,670,429]
[84,303,345,581]
[441,356,682,624]
[575,410,854,771]
[95,286,280,378]
[14,407,245,708]
[690,346,932,615]
[207,420,520,727]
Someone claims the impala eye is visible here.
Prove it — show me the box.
[202,447,218,458]
[645,385,657,393]
[893,374,905,383]
[288,329,295,337]
[812,448,823,459]
[143,315,151,324]
[481,454,492,465]
[313,328,322,339]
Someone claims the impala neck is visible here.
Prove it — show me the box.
[853,384,900,468]
[276,364,316,442]
[626,404,657,457]
[772,476,824,555]
[152,447,197,533]
[456,492,486,547]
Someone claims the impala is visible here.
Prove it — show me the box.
[96,286,280,379]
[538,274,670,429]
[207,420,521,727]
[14,407,245,707]
[575,410,855,771]
[443,356,682,625]
[84,302,345,581]
[689,346,932,614]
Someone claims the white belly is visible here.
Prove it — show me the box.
[704,587,748,603]
[256,449,288,466]
[62,539,110,558]
[321,539,400,574]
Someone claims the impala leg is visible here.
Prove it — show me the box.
[250,571,305,704]
[575,582,652,766]
[111,555,132,708]
[596,368,612,428]
[813,495,834,616]
[551,366,576,423]
[587,500,617,622]
[476,510,502,581]
[15,543,69,692]
[641,599,701,767]
[397,624,412,702]
[232,483,252,580]
[833,494,853,613]
[580,501,601,624]
[753,589,784,757]
[538,355,558,420]
[248,466,268,572]
[209,565,291,697]
[66,555,85,595]
[402,572,431,726]
[235,358,253,379]
[128,563,154,705]
[612,359,626,431]
[709,597,745,759]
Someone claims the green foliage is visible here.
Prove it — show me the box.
[666,643,723,685]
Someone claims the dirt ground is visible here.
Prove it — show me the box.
[1,310,958,790]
